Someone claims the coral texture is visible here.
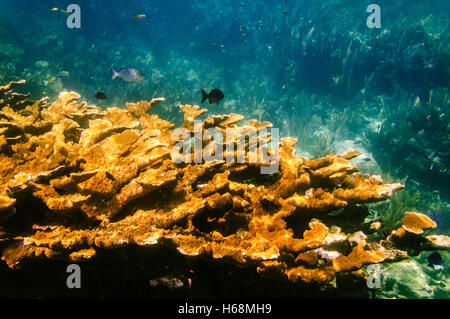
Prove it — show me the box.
[0,80,448,286]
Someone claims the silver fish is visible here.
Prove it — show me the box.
[112,68,145,82]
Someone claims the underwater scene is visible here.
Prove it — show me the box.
[0,0,449,301]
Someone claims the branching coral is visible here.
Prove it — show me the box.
[0,80,448,288]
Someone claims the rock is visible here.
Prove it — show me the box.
[377,252,450,299]
[334,139,382,175]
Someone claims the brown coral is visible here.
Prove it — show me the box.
[0,80,448,288]
[332,242,386,272]
[386,211,449,254]
[401,211,437,235]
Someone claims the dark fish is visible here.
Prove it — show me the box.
[201,88,224,104]
[112,68,145,82]
[94,92,107,100]
[427,252,443,268]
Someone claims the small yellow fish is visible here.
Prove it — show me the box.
[133,14,146,20]
[44,77,56,86]
[51,7,70,16]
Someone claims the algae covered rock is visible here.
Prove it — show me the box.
[377,251,450,299]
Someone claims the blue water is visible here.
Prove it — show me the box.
[2,1,447,110]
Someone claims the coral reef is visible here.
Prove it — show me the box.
[0,80,448,291]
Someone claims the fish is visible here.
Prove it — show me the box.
[51,7,70,16]
[201,88,224,104]
[306,26,315,40]
[94,92,107,100]
[427,252,443,269]
[44,77,56,85]
[133,14,146,20]
[112,68,145,82]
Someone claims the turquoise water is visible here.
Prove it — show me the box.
[0,0,449,298]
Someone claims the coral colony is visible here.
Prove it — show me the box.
[0,80,448,287]
[170,118,279,174]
